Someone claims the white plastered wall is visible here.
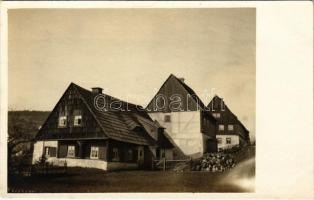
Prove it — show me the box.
[149,111,203,158]
[32,140,58,164]
[216,135,239,150]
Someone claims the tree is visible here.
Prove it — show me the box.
[8,111,38,172]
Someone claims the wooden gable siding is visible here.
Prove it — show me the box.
[207,96,250,142]
[36,84,106,140]
[146,75,201,112]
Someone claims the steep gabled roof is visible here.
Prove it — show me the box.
[146,74,207,112]
[207,95,249,133]
[36,83,157,146]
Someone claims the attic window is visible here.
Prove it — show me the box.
[219,124,224,131]
[212,113,221,118]
[59,116,67,127]
[74,115,82,126]
[228,124,234,131]
[164,115,171,122]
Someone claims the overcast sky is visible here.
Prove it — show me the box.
[8,8,255,138]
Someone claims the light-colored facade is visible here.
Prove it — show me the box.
[216,135,240,151]
[149,111,205,158]
[32,140,139,171]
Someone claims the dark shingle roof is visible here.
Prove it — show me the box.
[146,74,210,112]
[173,75,207,110]
[73,83,156,145]
[207,95,249,133]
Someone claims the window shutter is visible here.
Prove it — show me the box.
[98,146,106,160]
[59,145,67,158]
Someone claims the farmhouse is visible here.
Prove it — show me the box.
[146,74,217,159]
[32,83,174,171]
[207,95,250,151]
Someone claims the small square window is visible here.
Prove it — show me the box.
[226,138,231,144]
[219,124,224,131]
[67,145,75,157]
[228,125,234,131]
[213,113,221,118]
[90,146,99,159]
[59,116,67,127]
[74,115,82,126]
[217,138,222,144]
[164,115,171,122]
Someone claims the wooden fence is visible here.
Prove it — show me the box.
[14,163,67,176]
[152,158,192,171]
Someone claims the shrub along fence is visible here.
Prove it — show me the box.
[12,163,67,176]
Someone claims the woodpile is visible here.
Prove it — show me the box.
[192,153,236,172]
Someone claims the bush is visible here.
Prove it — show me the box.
[192,152,236,172]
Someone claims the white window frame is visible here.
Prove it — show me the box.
[219,124,224,131]
[228,124,234,131]
[67,145,75,157]
[90,146,99,159]
[59,116,67,127]
[45,147,50,156]
[226,137,232,144]
[74,115,82,126]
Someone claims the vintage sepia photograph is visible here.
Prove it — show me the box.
[7,8,256,193]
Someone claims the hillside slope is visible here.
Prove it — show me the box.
[8,111,50,138]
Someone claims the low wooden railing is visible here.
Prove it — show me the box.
[152,158,192,171]
[12,163,67,176]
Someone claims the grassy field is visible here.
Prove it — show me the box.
[8,156,255,193]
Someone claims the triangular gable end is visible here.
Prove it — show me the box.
[36,83,108,140]
[146,74,204,112]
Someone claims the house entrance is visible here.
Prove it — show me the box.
[137,147,144,168]
[206,139,218,153]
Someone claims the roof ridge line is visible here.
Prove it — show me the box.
[72,84,110,139]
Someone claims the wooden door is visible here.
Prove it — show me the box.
[137,146,144,168]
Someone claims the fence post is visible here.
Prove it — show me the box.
[189,156,192,170]
[163,158,166,171]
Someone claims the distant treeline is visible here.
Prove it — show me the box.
[8,110,50,137]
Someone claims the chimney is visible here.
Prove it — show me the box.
[179,77,185,82]
[91,87,103,94]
